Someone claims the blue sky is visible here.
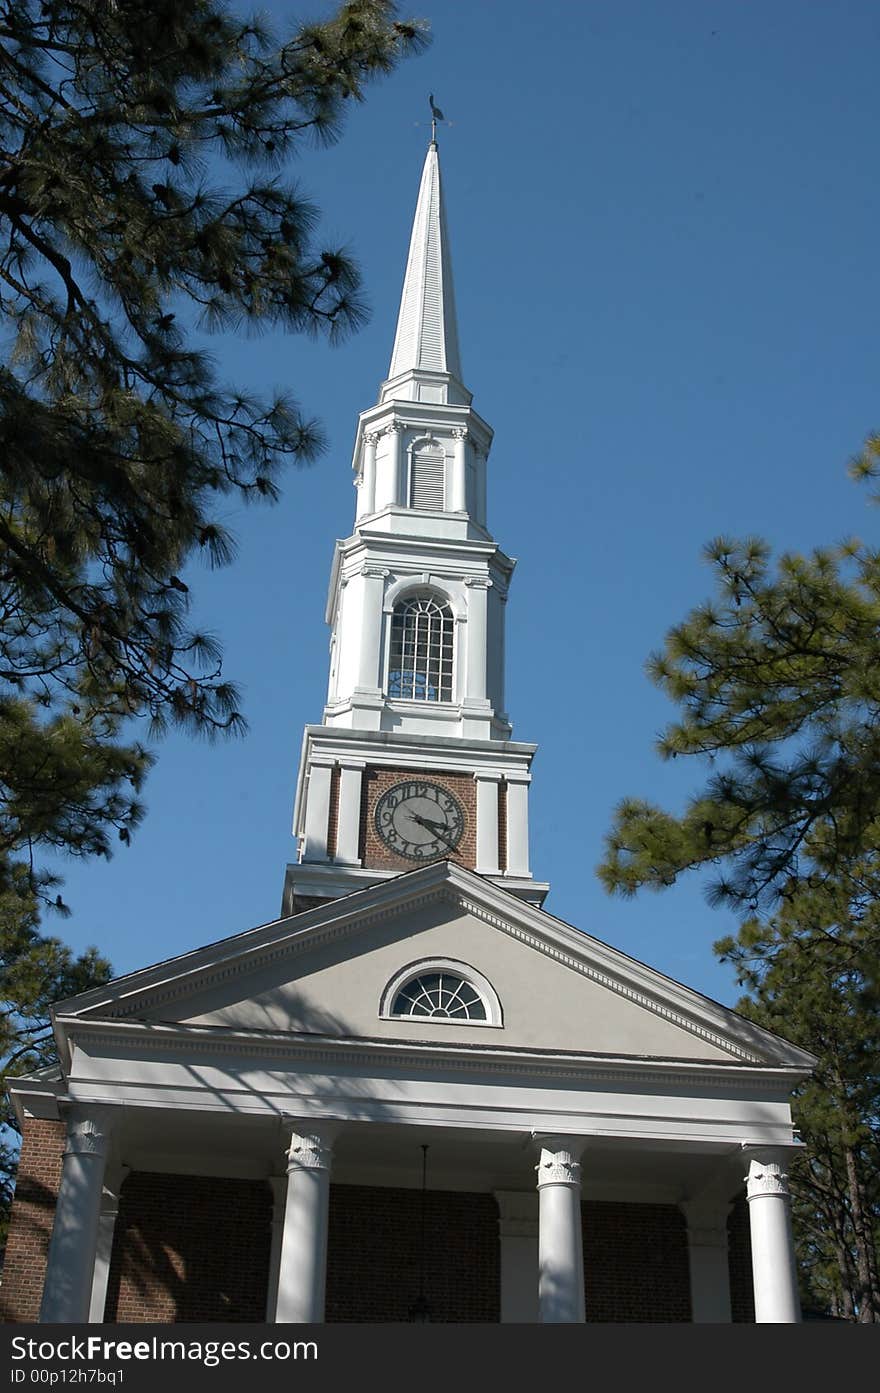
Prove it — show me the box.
[46,0,879,1008]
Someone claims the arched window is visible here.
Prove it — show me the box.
[392,972,487,1020]
[379,959,503,1026]
[388,596,454,702]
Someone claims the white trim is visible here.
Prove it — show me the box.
[382,573,465,619]
[379,957,503,1027]
[49,862,815,1072]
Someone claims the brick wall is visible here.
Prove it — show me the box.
[326,765,341,860]
[360,766,478,871]
[497,780,508,872]
[728,1196,756,1322]
[0,1118,66,1322]
[326,1184,500,1322]
[1,1146,757,1324]
[583,1202,692,1322]
[104,1172,271,1323]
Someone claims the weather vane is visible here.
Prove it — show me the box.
[422,94,451,143]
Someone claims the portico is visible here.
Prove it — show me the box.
[11,860,811,1326]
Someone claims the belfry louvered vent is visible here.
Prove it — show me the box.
[410,449,445,510]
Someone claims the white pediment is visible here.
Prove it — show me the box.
[53,862,814,1070]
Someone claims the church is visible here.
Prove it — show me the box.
[2,137,814,1325]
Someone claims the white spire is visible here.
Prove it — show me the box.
[386,142,463,387]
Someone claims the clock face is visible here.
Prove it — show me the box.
[374,779,465,862]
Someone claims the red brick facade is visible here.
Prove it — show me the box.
[1,1140,758,1322]
[326,1184,500,1322]
[104,1172,272,1323]
[360,766,477,871]
[326,764,341,860]
[728,1196,756,1323]
[497,780,508,873]
[0,1118,66,1323]
[583,1202,691,1322]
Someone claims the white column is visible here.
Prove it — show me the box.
[302,760,334,862]
[356,566,387,690]
[495,1191,539,1323]
[451,428,468,512]
[743,1146,801,1323]
[335,762,363,865]
[88,1165,128,1323]
[464,577,490,701]
[275,1125,336,1323]
[356,432,379,520]
[387,422,404,506]
[505,774,531,877]
[534,1134,586,1323]
[266,1176,287,1322]
[474,773,501,874]
[680,1199,732,1323]
[41,1106,114,1323]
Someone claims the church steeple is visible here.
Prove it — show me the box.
[283,139,548,917]
[384,141,463,399]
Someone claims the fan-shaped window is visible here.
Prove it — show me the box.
[388,596,454,702]
[379,959,503,1028]
[392,972,487,1020]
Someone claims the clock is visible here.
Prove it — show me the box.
[374,779,465,861]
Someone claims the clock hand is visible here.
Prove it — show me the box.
[410,811,459,850]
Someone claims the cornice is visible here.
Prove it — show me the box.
[455,893,759,1064]
[93,885,453,1022]
[54,861,814,1076]
[56,1015,807,1093]
[332,528,510,569]
[300,724,538,759]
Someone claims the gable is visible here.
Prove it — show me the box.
[137,898,743,1064]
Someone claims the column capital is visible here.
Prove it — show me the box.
[746,1158,796,1203]
[463,575,492,590]
[532,1134,587,1188]
[451,426,469,441]
[283,1122,339,1174]
[61,1104,116,1159]
[743,1149,792,1201]
[364,431,381,447]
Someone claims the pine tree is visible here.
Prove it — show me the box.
[0,0,426,912]
[599,434,880,974]
[0,871,112,1242]
[724,920,879,1321]
[598,438,880,1319]
[0,0,426,1231]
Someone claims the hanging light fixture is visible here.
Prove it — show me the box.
[408,1144,432,1322]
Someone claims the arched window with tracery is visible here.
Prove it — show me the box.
[379,959,503,1027]
[391,972,487,1020]
[387,595,454,702]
